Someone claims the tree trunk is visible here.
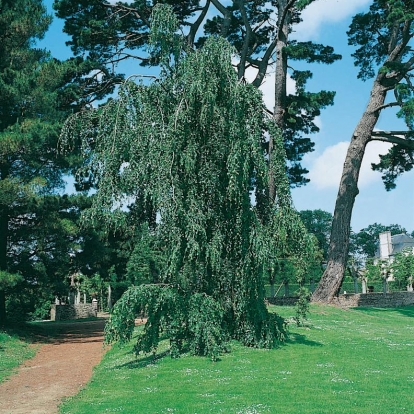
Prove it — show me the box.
[353,277,359,294]
[0,165,9,326]
[312,79,388,303]
[270,0,289,202]
[361,277,367,294]
[270,282,275,298]
[107,284,112,311]
[0,211,8,326]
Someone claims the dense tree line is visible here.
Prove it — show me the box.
[0,0,131,325]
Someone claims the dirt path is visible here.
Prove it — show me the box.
[0,319,109,414]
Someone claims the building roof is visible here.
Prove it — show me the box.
[390,233,414,255]
[375,233,414,258]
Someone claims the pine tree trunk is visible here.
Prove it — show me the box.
[0,209,8,327]
[312,79,388,303]
[270,0,289,202]
[0,164,10,326]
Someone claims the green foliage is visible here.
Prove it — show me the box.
[0,0,80,325]
[3,195,90,320]
[372,138,414,191]
[347,0,413,81]
[125,224,163,286]
[391,248,414,286]
[105,285,228,360]
[294,286,311,326]
[62,31,313,357]
[54,0,341,187]
[286,41,341,64]
[0,271,23,290]
[351,223,406,258]
[363,259,382,282]
[263,122,319,285]
[347,0,414,189]
[148,3,184,68]
[299,209,332,261]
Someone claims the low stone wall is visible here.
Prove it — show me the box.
[335,292,414,308]
[50,304,97,321]
[267,296,299,306]
[267,292,414,308]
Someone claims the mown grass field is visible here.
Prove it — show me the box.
[59,304,414,414]
[0,331,37,383]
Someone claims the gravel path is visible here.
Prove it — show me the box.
[0,319,108,414]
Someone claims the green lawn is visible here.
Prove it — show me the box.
[60,304,414,414]
[0,331,37,383]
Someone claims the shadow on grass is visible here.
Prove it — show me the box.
[353,306,414,318]
[4,317,107,344]
[285,332,323,347]
[117,350,171,370]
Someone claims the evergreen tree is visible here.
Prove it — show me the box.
[0,1,81,325]
[6,194,88,320]
[313,0,414,303]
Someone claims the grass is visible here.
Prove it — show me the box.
[60,304,414,414]
[0,330,37,383]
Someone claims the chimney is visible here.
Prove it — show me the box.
[379,231,392,259]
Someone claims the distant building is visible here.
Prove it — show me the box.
[374,232,414,289]
[378,231,414,262]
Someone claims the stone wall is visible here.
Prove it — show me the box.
[50,304,97,321]
[267,292,414,308]
[267,296,299,306]
[335,292,414,308]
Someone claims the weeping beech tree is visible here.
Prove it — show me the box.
[61,7,315,358]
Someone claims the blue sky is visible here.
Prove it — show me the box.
[40,0,414,233]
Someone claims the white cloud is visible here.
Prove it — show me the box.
[308,140,392,189]
[294,0,372,40]
[243,66,296,111]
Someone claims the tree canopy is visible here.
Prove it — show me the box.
[53,0,341,188]
[348,0,414,190]
[299,209,332,262]
[61,7,316,357]
[0,0,97,324]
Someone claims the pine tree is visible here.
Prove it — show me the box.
[312,0,414,303]
[0,0,78,325]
